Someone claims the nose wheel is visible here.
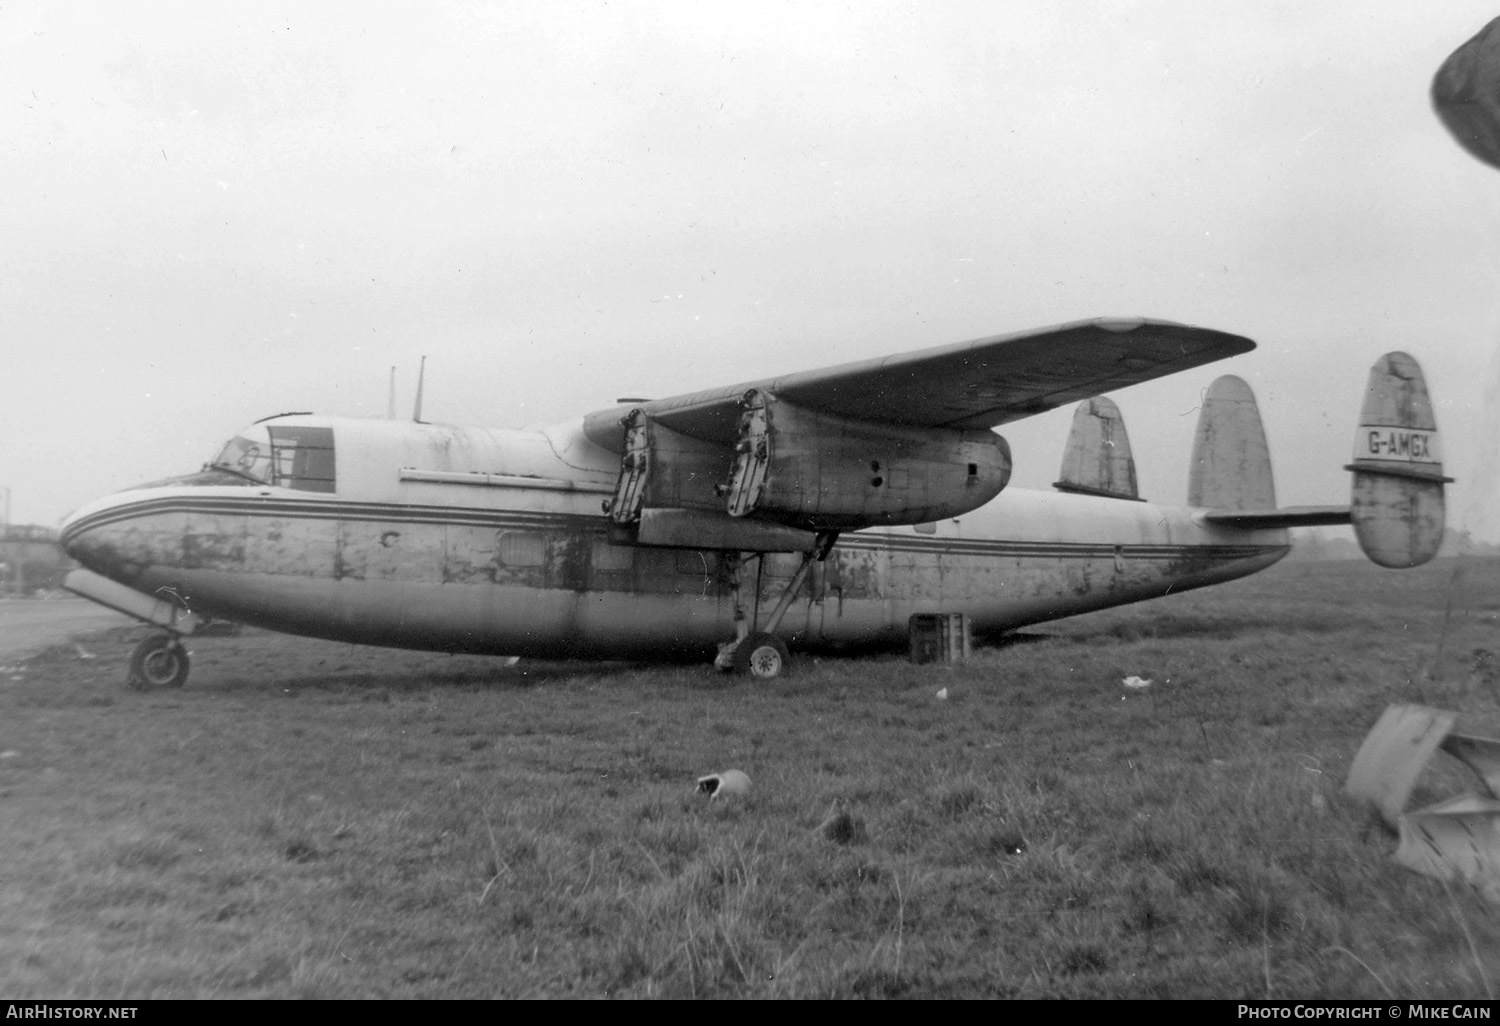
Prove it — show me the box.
[127,634,191,690]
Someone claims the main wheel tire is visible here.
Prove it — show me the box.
[732,632,791,680]
[127,635,190,690]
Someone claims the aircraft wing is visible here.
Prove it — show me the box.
[583,317,1254,450]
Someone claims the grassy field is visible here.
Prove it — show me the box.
[2,557,1498,998]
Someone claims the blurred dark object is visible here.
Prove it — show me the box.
[1433,16,1500,170]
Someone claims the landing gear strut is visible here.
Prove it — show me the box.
[127,633,191,690]
[716,531,836,680]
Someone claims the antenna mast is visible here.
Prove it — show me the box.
[412,356,427,423]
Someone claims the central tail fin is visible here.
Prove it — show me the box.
[1187,375,1275,511]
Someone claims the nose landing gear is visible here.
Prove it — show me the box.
[127,634,191,690]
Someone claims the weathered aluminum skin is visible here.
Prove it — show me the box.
[61,414,1288,658]
[1347,352,1448,568]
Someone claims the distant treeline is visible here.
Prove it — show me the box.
[1291,527,1500,561]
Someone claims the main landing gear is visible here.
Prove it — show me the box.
[127,633,191,690]
[715,532,836,680]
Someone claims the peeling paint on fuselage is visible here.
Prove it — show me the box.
[60,415,1289,658]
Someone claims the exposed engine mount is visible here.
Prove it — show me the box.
[605,392,1012,536]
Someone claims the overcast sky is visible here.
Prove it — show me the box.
[3,1,1498,542]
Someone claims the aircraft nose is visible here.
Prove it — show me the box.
[59,493,143,578]
[60,501,107,569]
[59,506,90,562]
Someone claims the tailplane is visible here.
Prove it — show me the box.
[1192,353,1450,568]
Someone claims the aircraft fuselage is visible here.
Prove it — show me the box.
[59,414,1289,658]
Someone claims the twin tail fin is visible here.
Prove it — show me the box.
[1191,352,1449,568]
[1055,351,1451,569]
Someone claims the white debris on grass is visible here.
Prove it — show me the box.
[696,769,751,799]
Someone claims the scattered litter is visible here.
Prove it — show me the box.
[1346,704,1500,902]
[74,644,96,660]
[0,750,18,760]
[696,769,751,799]
[935,687,948,701]
[816,797,867,845]
[1122,676,1153,689]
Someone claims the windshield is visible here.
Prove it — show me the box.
[209,424,336,492]
[211,431,274,484]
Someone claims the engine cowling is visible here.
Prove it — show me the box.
[606,409,728,525]
[722,389,1011,530]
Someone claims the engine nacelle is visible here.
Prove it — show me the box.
[722,390,1011,530]
[606,409,728,525]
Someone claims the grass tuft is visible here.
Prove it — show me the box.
[3,557,1498,997]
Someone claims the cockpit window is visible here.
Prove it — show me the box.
[267,426,336,492]
[212,434,274,484]
[210,425,336,492]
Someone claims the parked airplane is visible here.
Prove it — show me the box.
[58,318,1449,688]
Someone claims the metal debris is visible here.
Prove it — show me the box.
[1432,16,1500,171]
[696,769,751,799]
[1346,704,1500,901]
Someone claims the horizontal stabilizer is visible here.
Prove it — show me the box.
[1200,505,1352,529]
[1054,397,1142,501]
[1345,352,1450,568]
[1187,375,1275,511]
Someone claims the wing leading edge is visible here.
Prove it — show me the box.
[583,317,1254,451]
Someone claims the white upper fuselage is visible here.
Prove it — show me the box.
[60,414,1290,657]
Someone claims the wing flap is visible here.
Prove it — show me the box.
[583,317,1254,451]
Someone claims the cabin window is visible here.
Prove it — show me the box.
[591,537,635,572]
[499,531,546,567]
[913,522,937,535]
[267,426,336,493]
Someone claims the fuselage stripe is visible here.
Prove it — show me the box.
[62,493,1284,563]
